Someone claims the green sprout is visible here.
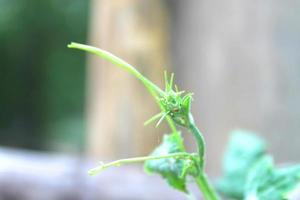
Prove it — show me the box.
[68,42,300,200]
[68,42,217,200]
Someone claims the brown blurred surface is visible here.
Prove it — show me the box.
[86,0,170,160]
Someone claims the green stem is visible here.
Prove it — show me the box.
[88,152,193,176]
[188,115,205,169]
[188,114,219,200]
[195,172,219,200]
[68,42,178,133]
[68,42,164,96]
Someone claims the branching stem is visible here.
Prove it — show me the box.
[89,152,194,176]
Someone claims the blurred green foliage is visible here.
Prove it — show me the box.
[0,0,90,152]
[217,130,266,199]
[218,130,300,200]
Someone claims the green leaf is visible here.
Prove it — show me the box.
[244,156,300,200]
[244,156,273,199]
[217,130,266,199]
[144,132,199,193]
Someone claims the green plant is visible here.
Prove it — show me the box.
[217,130,300,200]
[68,42,300,200]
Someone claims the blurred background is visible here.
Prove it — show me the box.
[1,0,300,199]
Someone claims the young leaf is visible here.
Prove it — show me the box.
[144,132,199,193]
[217,130,266,199]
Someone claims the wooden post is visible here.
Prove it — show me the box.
[171,0,277,175]
[86,0,170,159]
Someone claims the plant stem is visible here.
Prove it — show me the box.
[188,115,205,169]
[188,114,219,200]
[68,42,178,134]
[68,42,164,96]
[195,172,219,200]
[88,152,193,176]
[68,42,218,198]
